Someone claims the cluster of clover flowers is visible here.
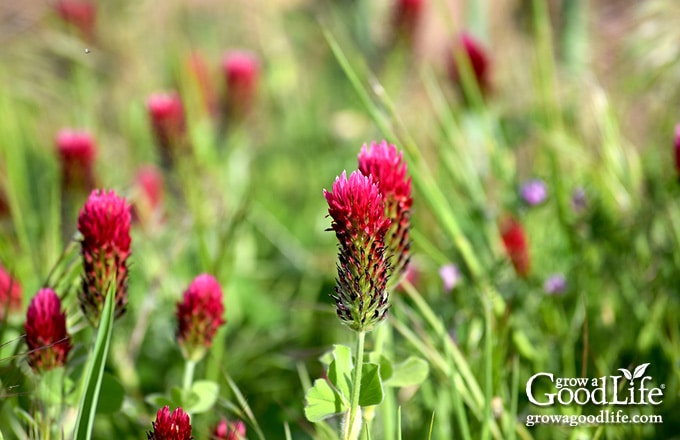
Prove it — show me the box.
[315,140,412,440]
[6,189,242,439]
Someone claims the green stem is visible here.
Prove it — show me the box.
[183,360,196,392]
[344,330,366,440]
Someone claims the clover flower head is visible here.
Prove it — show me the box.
[147,406,193,440]
[25,288,72,372]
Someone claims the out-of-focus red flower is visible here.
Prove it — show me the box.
[221,51,260,119]
[211,418,246,440]
[0,263,22,320]
[24,288,72,372]
[147,92,188,168]
[448,32,491,96]
[0,188,10,218]
[358,140,412,282]
[56,129,97,192]
[176,274,225,361]
[55,0,96,41]
[392,0,425,43]
[147,406,193,440]
[324,170,391,332]
[674,124,680,180]
[77,189,131,325]
[499,216,530,278]
[187,52,218,117]
[131,165,164,226]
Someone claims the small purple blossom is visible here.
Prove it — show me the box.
[439,264,460,292]
[520,179,547,206]
[571,187,587,213]
[544,274,567,295]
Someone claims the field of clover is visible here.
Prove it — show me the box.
[1,0,680,439]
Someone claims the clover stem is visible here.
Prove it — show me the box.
[344,330,366,440]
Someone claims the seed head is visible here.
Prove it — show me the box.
[176,274,226,361]
[0,263,22,320]
[77,189,131,325]
[24,288,72,372]
[324,171,391,332]
[147,406,193,440]
[358,140,412,284]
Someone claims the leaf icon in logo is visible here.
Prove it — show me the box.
[632,363,650,380]
[618,368,632,381]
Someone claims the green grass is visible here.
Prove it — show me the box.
[1,0,679,439]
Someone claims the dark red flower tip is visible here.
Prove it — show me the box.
[147,406,193,440]
[211,418,246,440]
[393,0,425,42]
[0,188,9,218]
[448,32,491,95]
[77,189,132,324]
[221,51,260,118]
[24,288,72,371]
[499,216,530,278]
[56,129,97,191]
[176,274,226,361]
[55,0,96,40]
[131,165,164,225]
[0,263,22,320]
[674,124,680,180]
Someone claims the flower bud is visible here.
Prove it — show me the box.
[25,288,72,372]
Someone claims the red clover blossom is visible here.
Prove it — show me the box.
[25,288,72,372]
[324,171,391,332]
[77,189,131,324]
[222,51,259,119]
[211,418,246,440]
[147,92,188,168]
[56,129,97,192]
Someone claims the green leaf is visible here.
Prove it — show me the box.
[73,282,116,440]
[327,344,353,400]
[186,380,219,414]
[358,363,383,407]
[96,374,125,414]
[384,357,429,388]
[369,354,393,382]
[304,378,347,422]
[145,393,173,408]
[170,386,198,409]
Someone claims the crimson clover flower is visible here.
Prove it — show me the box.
[324,171,391,332]
[25,288,72,372]
[56,129,97,192]
[176,274,225,361]
[131,165,164,226]
[357,140,412,284]
[448,32,491,95]
[77,189,131,325]
[147,92,188,168]
[392,0,424,44]
[222,51,259,119]
[499,216,530,278]
[0,263,22,320]
[147,406,193,440]
[211,418,246,440]
[55,0,96,41]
